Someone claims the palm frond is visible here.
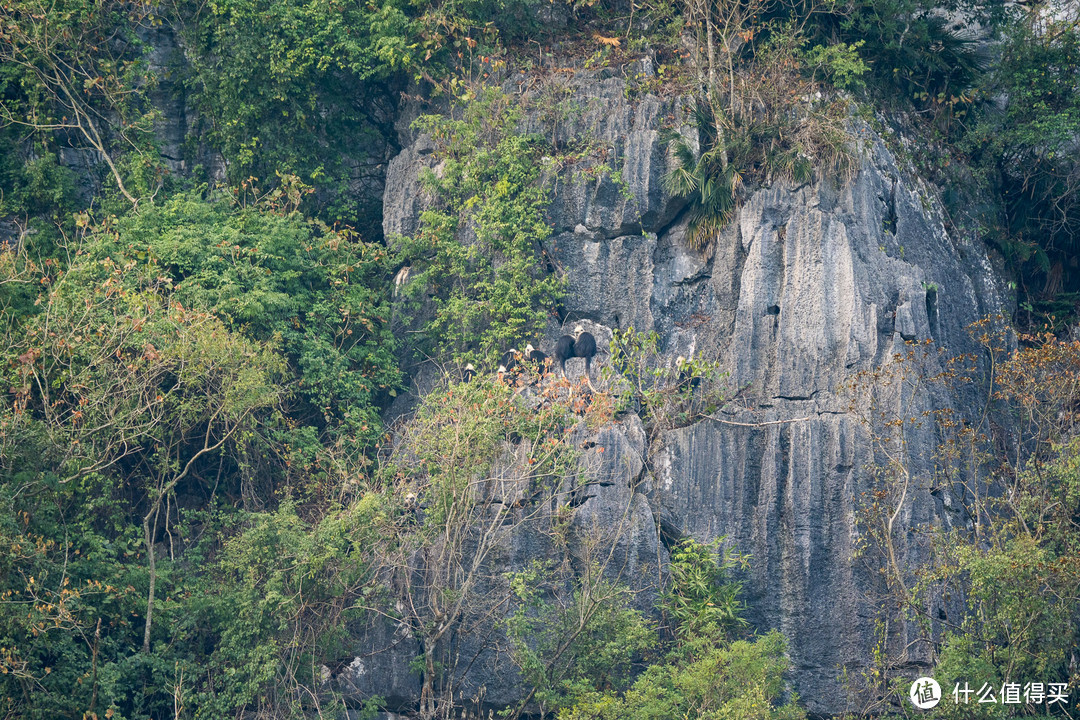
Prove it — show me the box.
[664,165,700,198]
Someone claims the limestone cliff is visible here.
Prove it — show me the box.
[359,63,1014,716]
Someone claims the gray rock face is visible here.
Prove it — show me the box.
[655,413,869,704]
[452,417,666,711]
[371,68,1012,715]
[552,128,1010,713]
[547,227,656,330]
[382,64,685,244]
[521,66,686,238]
[569,416,668,612]
[383,134,437,241]
[137,23,228,182]
[337,614,422,710]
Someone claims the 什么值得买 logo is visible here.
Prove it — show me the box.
[908,676,1072,710]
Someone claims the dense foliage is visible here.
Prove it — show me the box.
[173,0,403,224]
[0,193,400,717]
[558,538,803,720]
[0,0,162,208]
[105,186,402,460]
[960,16,1080,321]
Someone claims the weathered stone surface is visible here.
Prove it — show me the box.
[569,417,668,613]
[383,65,686,245]
[570,131,1007,712]
[134,23,229,182]
[373,67,1013,715]
[654,413,869,705]
[545,227,656,330]
[337,614,423,710]
[521,69,685,237]
[382,134,436,241]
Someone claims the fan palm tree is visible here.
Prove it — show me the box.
[664,100,748,251]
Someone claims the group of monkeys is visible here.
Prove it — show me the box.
[463,325,598,384]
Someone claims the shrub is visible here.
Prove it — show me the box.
[394,88,564,366]
[606,327,729,437]
[506,560,655,717]
[99,189,401,462]
[663,537,750,641]
[663,23,856,251]
[558,538,803,720]
[848,326,1080,713]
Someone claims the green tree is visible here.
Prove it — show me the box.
[559,631,804,720]
[961,17,1080,318]
[505,556,654,717]
[0,219,291,716]
[922,335,1080,715]
[558,538,803,720]
[94,188,402,466]
[171,0,532,222]
[395,88,564,365]
[172,0,407,222]
[181,500,384,718]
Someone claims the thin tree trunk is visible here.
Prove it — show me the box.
[142,500,160,653]
[52,71,139,207]
[421,650,437,719]
[703,4,729,170]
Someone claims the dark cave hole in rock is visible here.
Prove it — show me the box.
[925,284,939,340]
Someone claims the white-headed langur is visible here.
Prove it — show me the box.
[553,335,575,376]
[498,348,519,375]
[524,344,548,373]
